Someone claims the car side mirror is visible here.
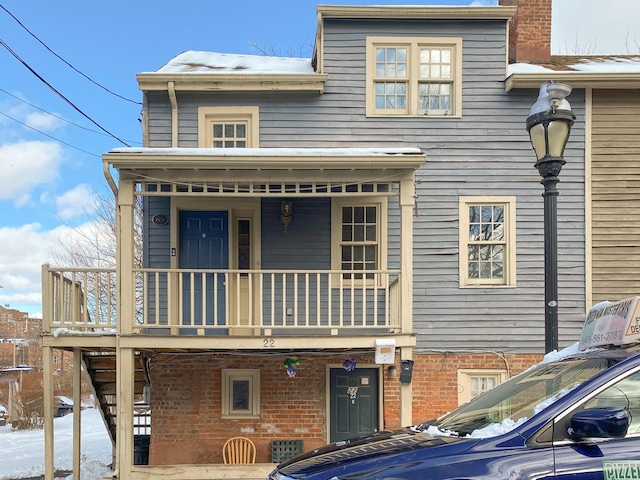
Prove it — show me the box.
[567,407,629,441]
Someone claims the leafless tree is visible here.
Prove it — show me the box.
[51,184,144,326]
[249,39,314,58]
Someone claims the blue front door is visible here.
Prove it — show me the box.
[179,211,228,330]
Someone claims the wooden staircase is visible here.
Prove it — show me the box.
[82,352,149,444]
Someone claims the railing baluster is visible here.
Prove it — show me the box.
[282,274,287,324]
[316,273,321,327]
[270,273,275,327]
[203,271,208,332]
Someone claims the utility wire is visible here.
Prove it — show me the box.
[0,37,131,147]
[0,3,141,105]
[0,110,100,158]
[0,86,142,145]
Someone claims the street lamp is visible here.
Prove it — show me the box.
[526,81,575,354]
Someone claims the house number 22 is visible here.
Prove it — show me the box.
[347,386,358,404]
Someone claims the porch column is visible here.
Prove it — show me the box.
[43,345,55,480]
[73,348,82,479]
[118,179,135,335]
[399,175,415,426]
[116,346,135,479]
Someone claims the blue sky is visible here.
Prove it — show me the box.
[0,0,638,316]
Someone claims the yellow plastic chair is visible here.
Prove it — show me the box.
[222,436,256,464]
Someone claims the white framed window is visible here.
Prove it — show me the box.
[198,106,259,148]
[458,369,507,405]
[221,369,260,418]
[459,196,516,288]
[331,198,387,284]
[366,36,462,117]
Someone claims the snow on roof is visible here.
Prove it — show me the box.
[149,51,314,75]
[509,55,640,75]
[109,147,423,156]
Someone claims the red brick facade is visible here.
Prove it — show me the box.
[148,351,543,464]
[499,0,552,63]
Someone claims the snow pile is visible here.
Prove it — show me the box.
[0,407,113,480]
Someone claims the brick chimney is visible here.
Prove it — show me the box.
[499,0,552,63]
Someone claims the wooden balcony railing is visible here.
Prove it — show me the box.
[42,265,403,335]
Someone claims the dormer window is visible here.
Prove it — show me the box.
[198,106,259,148]
[366,37,462,118]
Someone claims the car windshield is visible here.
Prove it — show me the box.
[418,357,614,438]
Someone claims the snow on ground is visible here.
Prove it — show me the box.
[0,407,113,480]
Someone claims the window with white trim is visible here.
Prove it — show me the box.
[459,197,516,287]
[332,198,387,282]
[221,369,260,418]
[366,36,462,117]
[198,106,259,148]
[458,369,507,405]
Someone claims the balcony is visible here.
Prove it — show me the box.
[42,266,403,338]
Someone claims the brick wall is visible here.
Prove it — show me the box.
[411,352,543,421]
[148,351,542,465]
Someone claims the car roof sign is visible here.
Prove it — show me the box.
[579,296,640,350]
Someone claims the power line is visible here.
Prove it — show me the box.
[0,3,141,106]
[0,86,142,145]
[0,110,100,158]
[0,36,131,147]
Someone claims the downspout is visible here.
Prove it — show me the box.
[168,81,178,147]
[103,160,118,196]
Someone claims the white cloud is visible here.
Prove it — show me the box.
[23,110,66,131]
[0,140,63,202]
[56,183,96,220]
[0,222,100,316]
[0,98,66,133]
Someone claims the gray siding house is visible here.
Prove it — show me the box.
[40,2,597,479]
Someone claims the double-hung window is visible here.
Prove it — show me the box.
[367,37,462,117]
[198,106,259,148]
[459,197,516,287]
[332,198,387,284]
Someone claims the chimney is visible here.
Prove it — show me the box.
[499,0,552,63]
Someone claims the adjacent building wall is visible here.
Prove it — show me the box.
[591,89,640,304]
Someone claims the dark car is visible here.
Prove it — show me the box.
[268,297,640,480]
[55,397,74,417]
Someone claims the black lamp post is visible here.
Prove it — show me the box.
[526,81,575,354]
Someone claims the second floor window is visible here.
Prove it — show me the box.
[367,37,462,118]
[198,106,259,148]
[459,197,516,287]
[332,199,387,283]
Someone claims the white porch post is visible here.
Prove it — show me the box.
[399,175,415,427]
[73,348,82,479]
[116,178,136,478]
[116,346,135,479]
[43,345,55,480]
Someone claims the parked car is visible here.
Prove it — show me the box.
[269,297,640,480]
[54,396,73,417]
